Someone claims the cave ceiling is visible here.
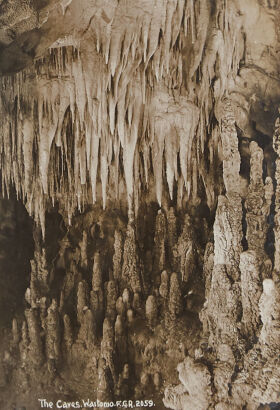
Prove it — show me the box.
[0,0,279,231]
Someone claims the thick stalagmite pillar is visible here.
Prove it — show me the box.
[273,109,280,274]
[245,141,273,254]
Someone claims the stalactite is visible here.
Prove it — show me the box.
[0,1,275,408]
[0,0,242,232]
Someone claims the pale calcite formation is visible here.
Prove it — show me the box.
[273,110,280,273]
[0,0,247,234]
[165,109,280,410]
[163,357,212,410]
[0,0,280,409]
[245,141,273,254]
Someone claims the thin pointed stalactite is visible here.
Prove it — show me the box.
[0,0,244,234]
[0,0,279,409]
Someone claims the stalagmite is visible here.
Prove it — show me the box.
[273,109,280,273]
[173,215,195,282]
[79,230,88,269]
[92,252,103,292]
[97,358,114,402]
[46,299,60,363]
[0,0,279,408]
[203,242,214,301]
[154,210,167,272]
[159,270,169,300]
[126,309,134,325]
[163,357,212,410]
[217,98,241,194]
[116,296,125,317]
[245,141,273,253]
[213,195,243,276]
[132,292,141,313]
[113,230,123,282]
[106,281,117,320]
[19,321,29,365]
[166,207,177,265]
[79,308,96,349]
[77,281,87,324]
[101,318,116,384]
[63,314,73,352]
[169,272,183,318]
[12,318,20,345]
[259,279,280,354]
[122,223,141,293]
[204,197,242,346]
[240,251,263,341]
[122,288,130,309]
[145,295,158,328]
[25,309,44,367]
[114,314,127,362]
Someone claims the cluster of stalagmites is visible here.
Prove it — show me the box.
[163,105,280,409]
[2,201,205,405]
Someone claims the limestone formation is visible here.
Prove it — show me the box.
[154,210,167,273]
[169,273,183,318]
[145,295,158,328]
[46,299,60,363]
[24,308,44,367]
[113,230,123,282]
[173,215,195,283]
[122,223,141,294]
[0,0,279,409]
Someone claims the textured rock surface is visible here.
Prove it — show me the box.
[0,0,280,409]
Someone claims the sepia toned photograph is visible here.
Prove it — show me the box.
[0,0,280,409]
